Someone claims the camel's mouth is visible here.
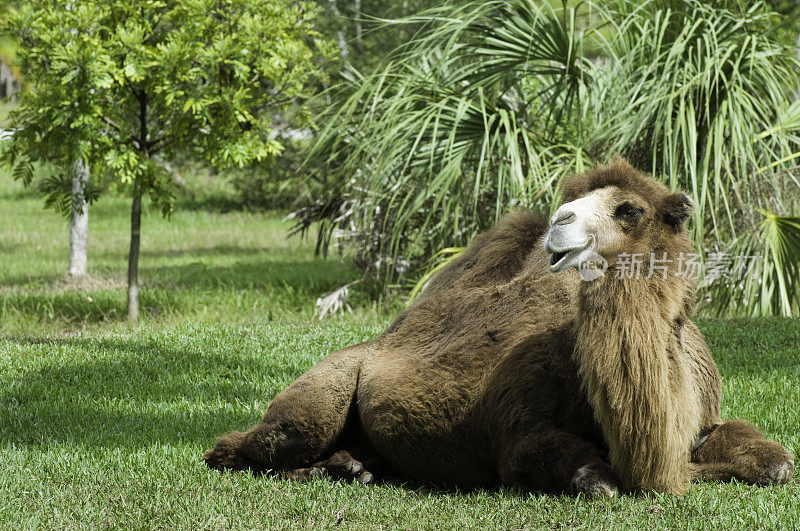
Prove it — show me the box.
[548,245,588,271]
[550,250,568,266]
[545,236,594,272]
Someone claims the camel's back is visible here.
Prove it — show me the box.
[376,208,573,372]
[385,209,549,334]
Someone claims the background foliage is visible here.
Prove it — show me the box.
[2,0,800,316]
[1,0,331,212]
[302,0,800,315]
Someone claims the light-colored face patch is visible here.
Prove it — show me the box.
[543,187,626,273]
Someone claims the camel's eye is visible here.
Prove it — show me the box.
[614,202,643,223]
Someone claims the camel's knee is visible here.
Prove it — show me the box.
[202,430,268,473]
[570,464,619,499]
[246,420,320,468]
[693,420,794,486]
[203,419,318,473]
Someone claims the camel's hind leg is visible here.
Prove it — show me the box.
[203,342,369,473]
[691,420,794,486]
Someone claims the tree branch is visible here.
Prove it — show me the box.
[101,116,122,132]
[149,137,175,155]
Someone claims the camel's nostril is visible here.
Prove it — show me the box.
[553,211,576,226]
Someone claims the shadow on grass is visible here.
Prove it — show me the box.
[0,290,125,326]
[80,245,275,263]
[144,258,357,292]
[139,245,280,259]
[0,187,40,201]
[0,242,21,253]
[1,246,344,288]
[1,271,69,287]
[0,336,291,449]
[0,258,360,327]
[173,194,250,213]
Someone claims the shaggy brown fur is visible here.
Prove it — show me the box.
[566,160,708,493]
[203,160,793,495]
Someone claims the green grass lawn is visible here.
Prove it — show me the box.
[0,100,17,128]
[1,170,799,528]
[0,168,379,334]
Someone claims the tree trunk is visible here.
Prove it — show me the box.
[68,160,90,277]
[354,0,363,50]
[127,187,142,322]
[327,0,349,65]
[0,58,20,101]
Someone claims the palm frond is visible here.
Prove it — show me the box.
[303,0,800,316]
[702,211,800,317]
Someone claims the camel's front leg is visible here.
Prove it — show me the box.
[283,449,379,484]
[691,420,794,486]
[501,429,620,498]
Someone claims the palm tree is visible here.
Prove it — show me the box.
[305,0,800,316]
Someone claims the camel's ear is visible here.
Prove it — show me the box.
[662,192,694,233]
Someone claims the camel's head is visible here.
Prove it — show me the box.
[544,160,694,275]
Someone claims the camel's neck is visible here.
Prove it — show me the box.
[575,267,700,494]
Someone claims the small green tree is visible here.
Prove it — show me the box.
[2,0,331,320]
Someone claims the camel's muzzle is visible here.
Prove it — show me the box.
[544,192,606,272]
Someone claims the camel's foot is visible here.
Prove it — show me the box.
[761,458,794,486]
[752,447,794,486]
[693,420,794,486]
[571,465,619,499]
[284,450,375,484]
[326,449,374,483]
[283,466,325,481]
[202,431,266,473]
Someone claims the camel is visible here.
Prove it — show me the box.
[203,160,794,496]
